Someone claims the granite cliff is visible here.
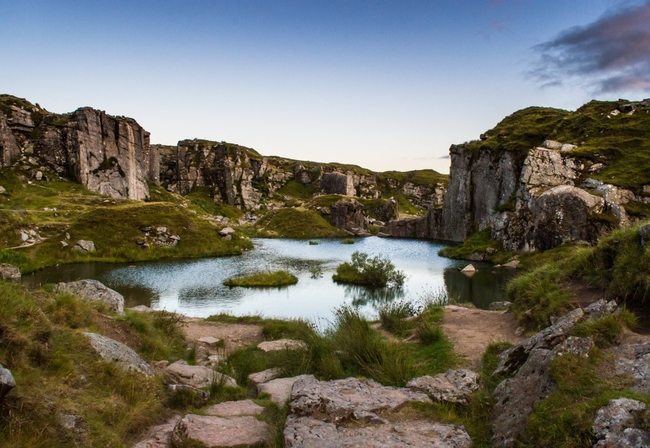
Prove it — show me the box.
[0,95,159,200]
[383,100,650,252]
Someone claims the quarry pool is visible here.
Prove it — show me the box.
[22,237,515,321]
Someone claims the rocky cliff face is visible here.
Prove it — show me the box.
[0,96,159,200]
[410,100,650,251]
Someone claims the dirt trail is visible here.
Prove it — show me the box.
[441,305,524,370]
[182,318,264,355]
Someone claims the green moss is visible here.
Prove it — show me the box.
[223,270,298,287]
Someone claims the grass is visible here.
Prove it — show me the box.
[252,207,345,238]
[378,300,418,337]
[0,280,187,448]
[223,270,298,287]
[333,251,405,288]
[276,180,315,200]
[340,237,355,244]
[438,227,506,262]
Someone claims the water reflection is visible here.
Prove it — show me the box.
[22,237,517,320]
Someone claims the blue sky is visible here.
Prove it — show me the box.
[2,0,649,173]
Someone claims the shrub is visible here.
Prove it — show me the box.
[333,251,405,288]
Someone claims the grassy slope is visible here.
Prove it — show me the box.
[0,170,251,273]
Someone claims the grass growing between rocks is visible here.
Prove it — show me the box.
[223,270,298,288]
[221,304,458,390]
[0,281,191,448]
[506,222,650,331]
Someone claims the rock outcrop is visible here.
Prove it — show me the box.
[54,279,125,315]
[171,414,270,448]
[1,98,159,200]
[592,398,650,447]
[83,332,155,376]
[0,364,16,401]
[0,263,21,281]
[285,376,471,447]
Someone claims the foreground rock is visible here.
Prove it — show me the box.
[205,400,264,417]
[284,415,471,448]
[258,375,314,406]
[0,364,16,401]
[0,263,21,281]
[592,398,650,447]
[609,342,650,394]
[163,360,237,389]
[133,415,181,448]
[285,376,470,447]
[54,279,125,315]
[171,414,270,448]
[83,332,154,376]
[407,369,480,404]
[493,307,585,376]
[492,337,593,447]
[289,376,431,423]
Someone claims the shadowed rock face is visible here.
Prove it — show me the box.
[0,112,20,167]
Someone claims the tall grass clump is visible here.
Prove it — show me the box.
[333,251,405,288]
[378,300,418,337]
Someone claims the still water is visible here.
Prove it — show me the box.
[22,237,515,321]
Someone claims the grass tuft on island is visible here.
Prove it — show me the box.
[333,251,405,288]
[223,270,298,287]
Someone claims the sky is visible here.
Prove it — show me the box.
[1,0,649,174]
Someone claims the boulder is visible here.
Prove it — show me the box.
[54,279,124,314]
[284,415,471,448]
[259,375,315,406]
[407,369,480,404]
[73,239,96,252]
[248,368,280,387]
[609,342,650,395]
[171,414,270,448]
[0,263,21,281]
[592,398,650,448]
[133,415,182,448]
[584,299,618,320]
[218,227,235,237]
[494,307,585,376]
[492,336,592,447]
[329,199,367,235]
[640,223,650,247]
[257,339,307,352]
[205,399,264,417]
[163,360,237,389]
[289,376,431,424]
[83,332,155,376]
[321,172,355,196]
[0,364,16,401]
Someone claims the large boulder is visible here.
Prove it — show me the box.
[54,279,124,314]
[321,172,355,196]
[592,398,650,447]
[0,263,21,281]
[284,415,471,448]
[171,414,270,448]
[285,376,470,447]
[407,369,480,404]
[289,376,431,423]
[258,375,314,406]
[0,364,16,401]
[83,332,154,376]
[163,360,237,389]
[133,415,182,448]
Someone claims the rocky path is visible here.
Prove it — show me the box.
[441,305,524,369]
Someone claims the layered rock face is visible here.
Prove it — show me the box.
[0,99,159,200]
[413,141,644,251]
[36,108,158,200]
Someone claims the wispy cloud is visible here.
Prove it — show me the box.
[530,1,650,93]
